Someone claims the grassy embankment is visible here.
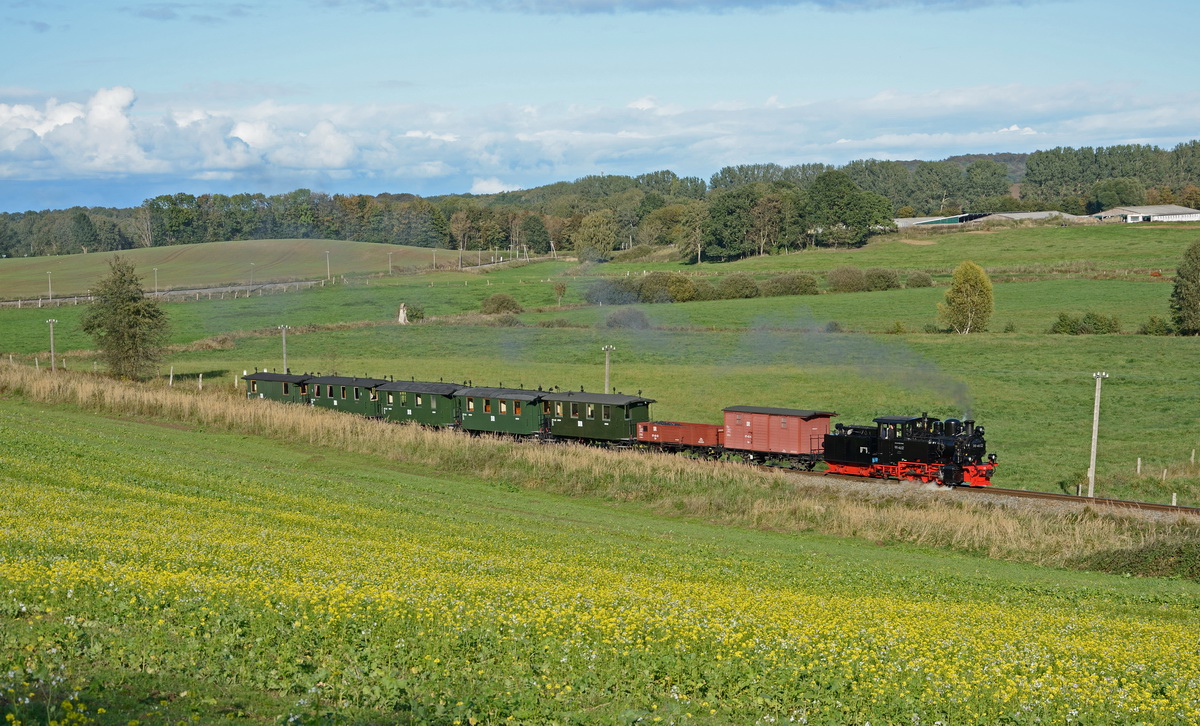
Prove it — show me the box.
[3,365,1200,723]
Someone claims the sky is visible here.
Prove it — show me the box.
[1,0,1198,212]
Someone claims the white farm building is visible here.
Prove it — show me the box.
[1093,205,1200,223]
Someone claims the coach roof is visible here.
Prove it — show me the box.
[377,380,464,396]
[541,390,655,406]
[242,372,310,383]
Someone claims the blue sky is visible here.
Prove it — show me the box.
[1,0,1197,212]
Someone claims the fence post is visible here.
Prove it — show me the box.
[1137,457,1141,474]
[1173,493,1178,506]
[198,373,203,391]
[169,366,174,387]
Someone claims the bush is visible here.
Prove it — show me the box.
[1049,312,1120,334]
[907,271,934,288]
[604,307,651,329]
[489,313,523,327]
[864,268,901,292]
[1138,316,1173,335]
[584,278,639,305]
[403,303,426,322]
[536,318,578,328]
[825,320,844,333]
[717,273,761,299]
[665,273,697,303]
[887,321,906,334]
[826,266,866,293]
[480,293,524,315]
[636,272,674,303]
[1003,320,1017,333]
[759,273,820,297]
[691,279,720,301]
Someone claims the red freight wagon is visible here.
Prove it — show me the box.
[636,420,724,453]
[722,405,837,468]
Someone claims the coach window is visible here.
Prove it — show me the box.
[299,384,308,395]
[570,402,579,418]
[400,392,407,405]
[602,405,611,421]
[282,382,290,395]
[625,406,632,420]
[354,387,362,401]
[416,394,424,407]
[313,386,320,399]
[555,401,563,417]
[467,397,475,412]
[484,398,492,413]
[586,403,594,420]
[500,399,508,415]
[327,385,335,398]
[387,392,394,405]
[250,380,258,393]
[514,400,522,416]
[369,388,378,402]
[341,386,348,400]
[430,397,437,411]
[780,419,787,428]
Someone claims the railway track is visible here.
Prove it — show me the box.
[792,467,1200,517]
[956,485,1200,517]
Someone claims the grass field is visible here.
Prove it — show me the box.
[3,372,1199,724]
[0,238,441,299]
[3,226,1199,502]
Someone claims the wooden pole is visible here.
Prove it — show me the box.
[198,373,203,391]
[169,366,174,386]
[1137,457,1142,474]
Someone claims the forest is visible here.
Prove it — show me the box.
[3,141,1199,264]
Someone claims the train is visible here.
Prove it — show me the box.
[243,371,997,487]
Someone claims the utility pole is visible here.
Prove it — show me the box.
[46,319,57,371]
[153,267,159,296]
[1087,371,1108,498]
[250,262,255,285]
[602,345,615,394]
[279,325,291,373]
[325,250,331,280]
[388,251,393,275]
[47,272,52,302]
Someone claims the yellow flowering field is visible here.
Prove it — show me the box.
[2,399,1199,725]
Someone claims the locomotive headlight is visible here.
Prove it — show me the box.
[988,453,997,463]
[975,426,985,437]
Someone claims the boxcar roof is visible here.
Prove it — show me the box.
[455,386,546,402]
[242,372,310,383]
[723,405,838,419]
[377,380,464,396]
[541,390,655,406]
[306,375,389,387]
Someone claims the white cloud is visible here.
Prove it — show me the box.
[1,81,1197,201]
[470,177,520,194]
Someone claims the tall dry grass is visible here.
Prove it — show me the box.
[5,364,1198,573]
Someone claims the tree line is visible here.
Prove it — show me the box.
[4,141,1200,264]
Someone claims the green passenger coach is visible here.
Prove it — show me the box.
[541,390,654,442]
[243,372,311,403]
[377,380,463,426]
[305,375,388,416]
[456,386,547,436]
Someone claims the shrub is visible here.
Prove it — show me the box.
[717,273,760,299]
[760,273,820,297]
[536,318,577,328]
[691,279,720,301]
[604,307,651,329]
[480,293,524,315]
[490,314,523,327]
[636,272,674,303]
[1138,316,1173,336]
[825,320,844,333]
[404,303,426,322]
[906,271,934,288]
[584,278,639,305]
[665,273,697,303]
[1049,312,1083,334]
[1081,311,1120,334]
[826,266,866,293]
[864,268,901,292]
[1002,320,1017,333]
[887,321,907,334]
[1050,312,1119,334]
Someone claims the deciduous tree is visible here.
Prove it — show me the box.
[1170,240,1200,334]
[81,255,170,380]
[938,261,993,334]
